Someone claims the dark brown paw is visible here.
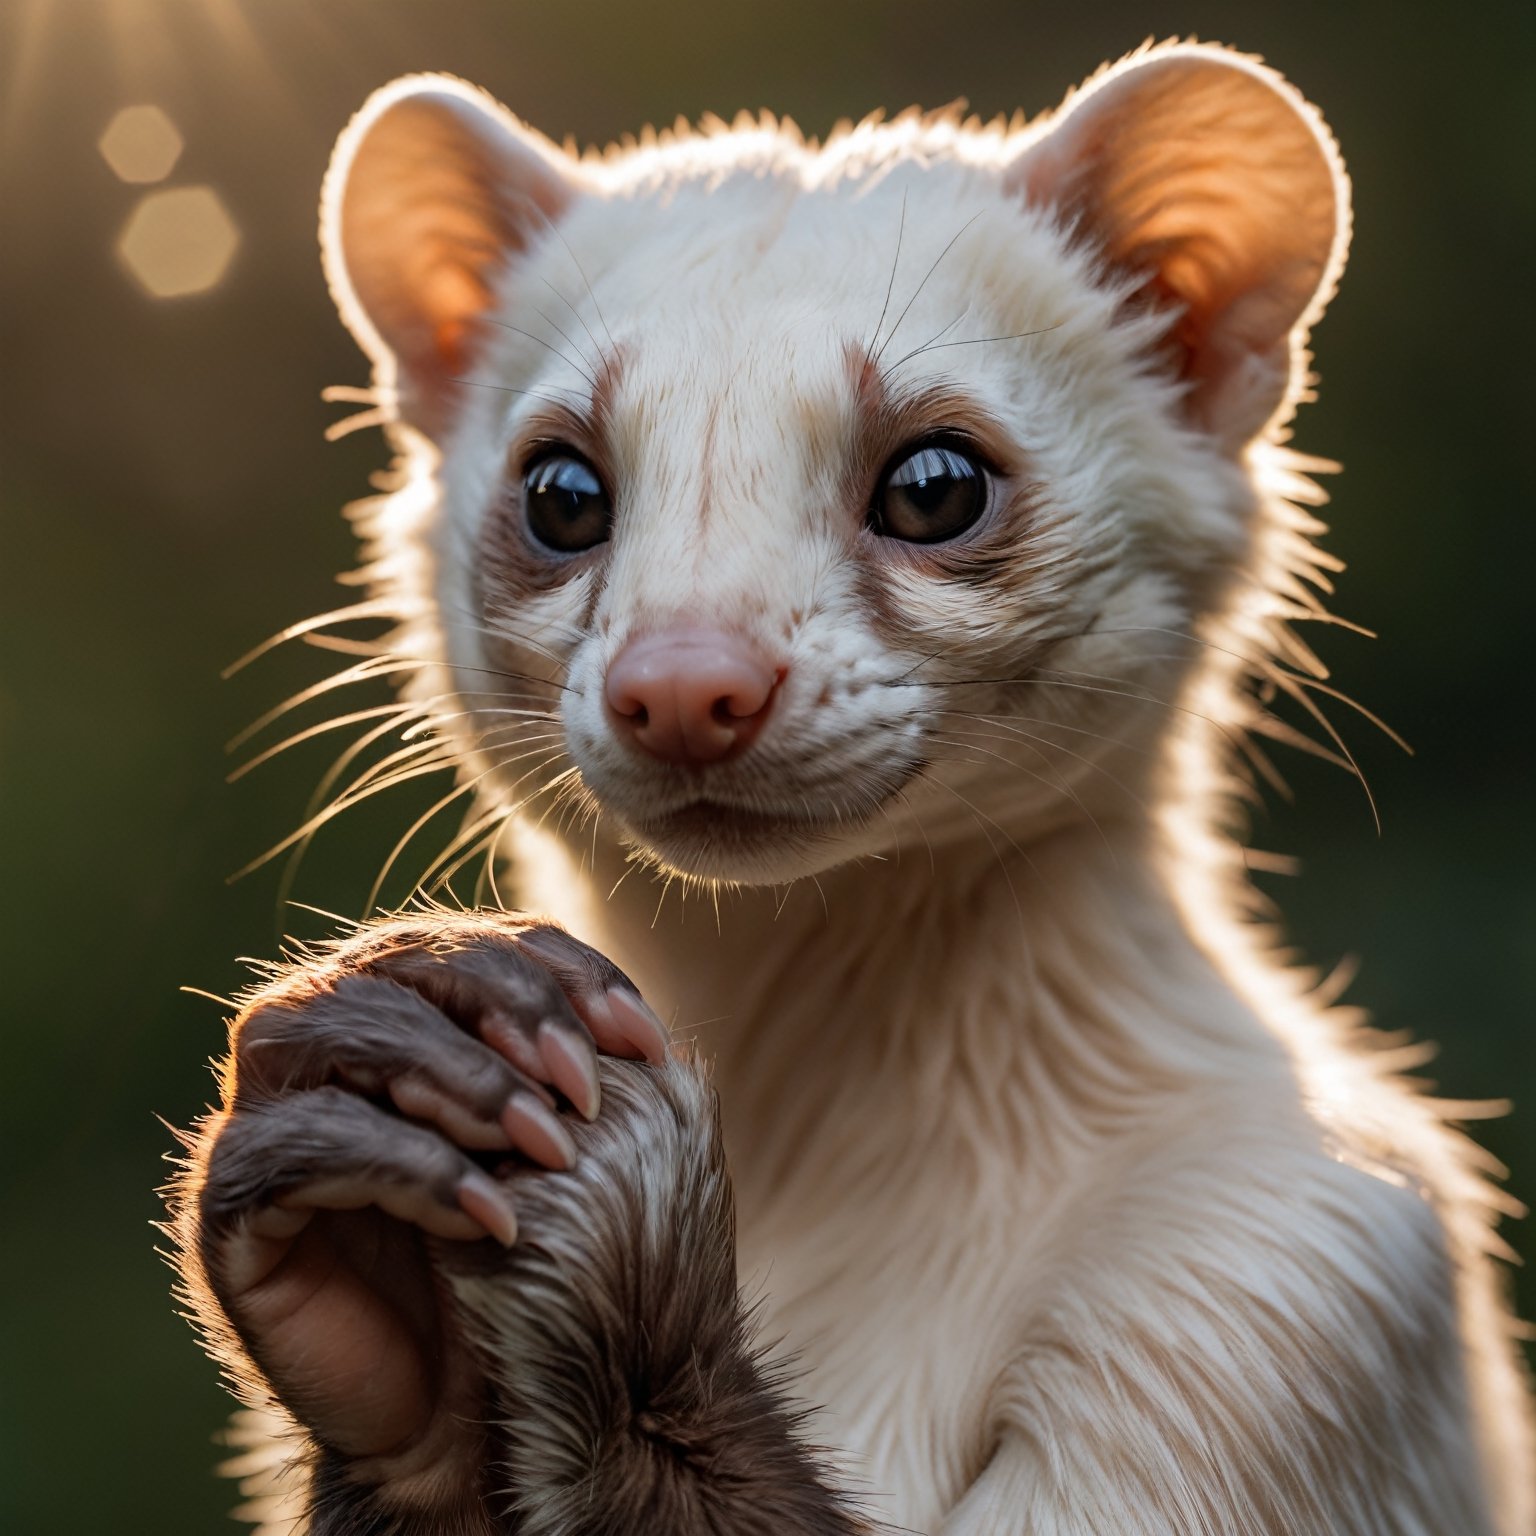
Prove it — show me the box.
[233,914,670,1130]
[180,910,669,1510]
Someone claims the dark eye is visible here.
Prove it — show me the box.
[524,452,612,553]
[871,443,987,544]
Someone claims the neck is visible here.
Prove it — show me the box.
[509,797,1275,1207]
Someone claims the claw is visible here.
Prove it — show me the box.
[455,1171,518,1247]
[584,988,671,1065]
[479,1008,552,1087]
[538,1021,601,1121]
[605,989,671,1064]
[503,1091,578,1170]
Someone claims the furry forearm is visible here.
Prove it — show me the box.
[444,1056,867,1535]
[167,917,863,1536]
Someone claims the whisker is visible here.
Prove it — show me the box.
[924,773,1029,930]
[485,816,514,911]
[528,765,586,833]
[324,735,458,803]
[938,719,1144,824]
[365,770,494,916]
[889,644,953,687]
[1077,624,1410,753]
[423,798,520,903]
[1262,667,1382,834]
[929,673,1256,767]
[223,598,399,678]
[424,803,517,898]
[448,377,589,412]
[427,740,577,897]
[606,858,641,904]
[365,724,569,915]
[232,754,462,882]
[452,659,577,696]
[882,307,969,372]
[650,872,675,930]
[863,188,907,366]
[399,706,562,749]
[1248,713,1350,774]
[481,318,598,391]
[266,704,463,925]
[1276,673,1411,756]
[529,302,602,386]
[889,784,937,878]
[929,730,1116,857]
[1232,728,1296,801]
[460,616,576,676]
[538,275,609,381]
[438,593,588,652]
[946,707,1158,758]
[403,705,561,743]
[885,320,1064,375]
[239,685,546,921]
[873,209,984,369]
[228,656,426,751]
[301,632,392,658]
[585,799,603,877]
[228,701,426,783]
[538,209,618,357]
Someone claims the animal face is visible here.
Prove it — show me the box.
[322,48,1348,883]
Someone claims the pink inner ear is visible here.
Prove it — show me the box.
[1008,48,1347,448]
[422,264,495,375]
[324,80,579,439]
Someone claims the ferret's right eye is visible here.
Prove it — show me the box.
[870,441,988,544]
[523,452,612,553]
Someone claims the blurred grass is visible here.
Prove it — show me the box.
[1,0,1531,1527]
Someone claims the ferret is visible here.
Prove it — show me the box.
[168,41,1535,1536]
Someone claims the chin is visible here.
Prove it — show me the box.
[615,801,870,886]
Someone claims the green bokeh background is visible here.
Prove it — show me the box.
[1,1,1531,1528]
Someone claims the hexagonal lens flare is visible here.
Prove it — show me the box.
[99,105,184,184]
[117,186,240,299]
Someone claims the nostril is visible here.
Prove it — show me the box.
[712,688,769,724]
[711,666,783,725]
[607,681,648,724]
[603,629,781,765]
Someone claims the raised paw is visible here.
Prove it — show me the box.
[233,915,670,1133]
[176,911,669,1519]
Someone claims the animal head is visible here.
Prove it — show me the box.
[321,42,1349,885]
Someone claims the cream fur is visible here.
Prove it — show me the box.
[293,41,1534,1534]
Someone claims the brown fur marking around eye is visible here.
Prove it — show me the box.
[478,388,620,614]
[587,343,627,441]
[845,338,888,420]
[840,355,1050,640]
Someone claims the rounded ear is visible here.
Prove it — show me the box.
[321,75,583,439]
[1009,43,1350,449]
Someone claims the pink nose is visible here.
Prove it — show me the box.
[604,628,780,765]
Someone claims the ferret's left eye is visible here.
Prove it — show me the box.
[871,444,987,544]
[524,452,612,553]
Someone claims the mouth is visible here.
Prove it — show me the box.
[642,795,835,843]
[577,745,925,882]
[621,794,846,880]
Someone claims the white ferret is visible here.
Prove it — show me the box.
[170,40,1534,1536]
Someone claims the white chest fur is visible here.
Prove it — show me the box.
[511,820,1391,1529]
